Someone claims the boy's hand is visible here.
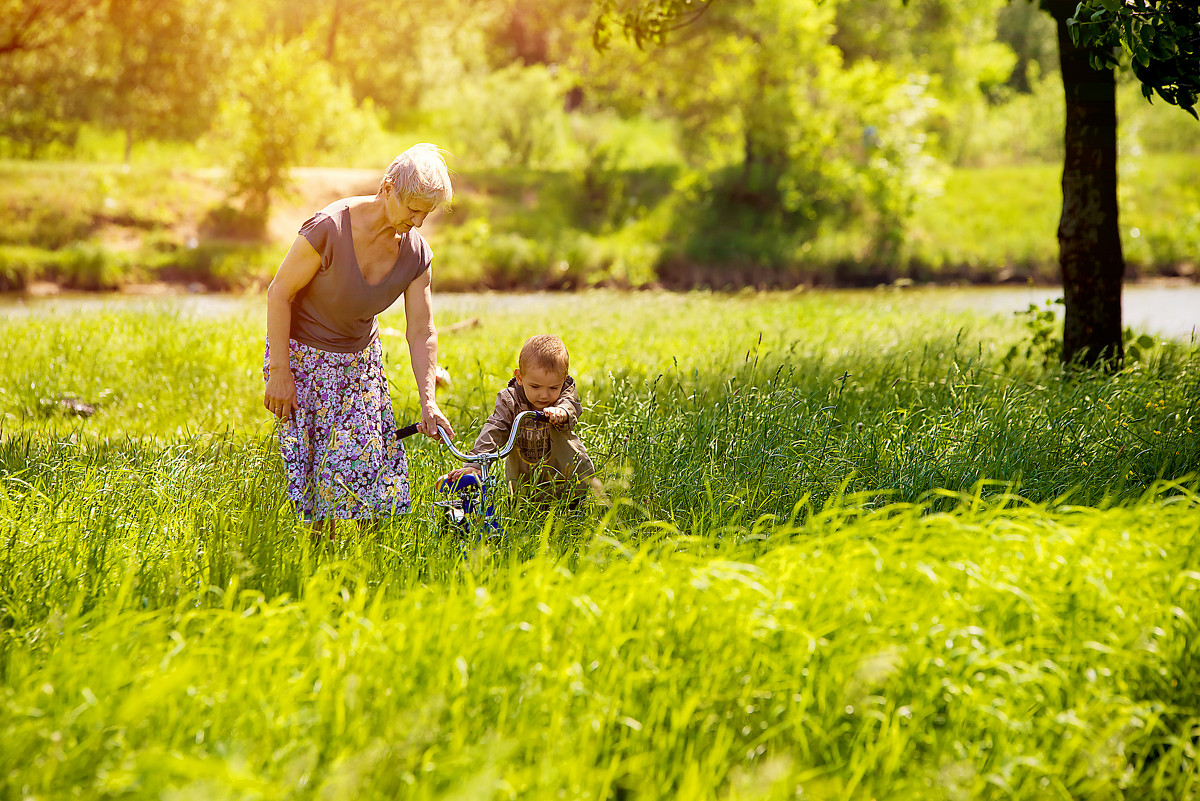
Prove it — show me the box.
[543,406,569,427]
[438,465,481,488]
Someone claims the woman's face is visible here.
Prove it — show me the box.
[385,185,436,235]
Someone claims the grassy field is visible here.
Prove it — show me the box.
[907,155,1200,281]
[2,291,1199,799]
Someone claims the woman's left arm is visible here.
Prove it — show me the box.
[404,268,455,440]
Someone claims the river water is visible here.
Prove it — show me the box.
[2,283,1198,341]
[929,282,1200,342]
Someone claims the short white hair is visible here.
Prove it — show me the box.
[381,143,453,208]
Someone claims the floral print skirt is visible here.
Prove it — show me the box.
[264,337,410,520]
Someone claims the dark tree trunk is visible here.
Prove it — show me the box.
[326,0,341,61]
[1044,0,1124,368]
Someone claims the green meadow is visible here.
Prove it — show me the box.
[2,291,1199,799]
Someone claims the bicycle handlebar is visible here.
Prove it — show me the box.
[437,409,546,464]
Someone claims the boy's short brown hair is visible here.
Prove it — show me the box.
[519,334,569,376]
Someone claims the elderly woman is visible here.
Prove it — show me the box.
[262,143,456,530]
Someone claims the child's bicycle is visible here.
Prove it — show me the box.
[398,409,547,540]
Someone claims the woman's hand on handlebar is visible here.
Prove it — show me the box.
[418,401,454,441]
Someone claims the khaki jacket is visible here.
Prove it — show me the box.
[471,376,597,498]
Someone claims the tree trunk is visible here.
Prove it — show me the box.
[1045,0,1124,368]
[326,0,341,61]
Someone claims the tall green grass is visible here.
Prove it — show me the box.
[2,292,1198,799]
[3,482,1199,799]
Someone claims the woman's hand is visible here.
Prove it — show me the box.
[419,401,454,441]
[264,236,320,422]
[264,366,297,420]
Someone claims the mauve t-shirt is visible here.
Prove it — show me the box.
[289,201,431,353]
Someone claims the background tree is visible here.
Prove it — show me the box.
[0,1,105,156]
[96,0,237,163]
[218,38,379,228]
[594,0,1197,367]
[1071,0,1198,116]
[1,0,236,161]
[1042,0,1197,366]
[1038,0,1124,368]
[832,0,1017,164]
[0,0,97,56]
[315,0,497,126]
[587,0,943,271]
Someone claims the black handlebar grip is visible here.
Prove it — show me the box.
[396,422,421,439]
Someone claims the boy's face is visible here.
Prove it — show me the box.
[515,365,566,409]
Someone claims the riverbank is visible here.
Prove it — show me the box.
[3,156,1198,292]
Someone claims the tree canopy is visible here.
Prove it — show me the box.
[1070,0,1199,117]
[2,0,1196,306]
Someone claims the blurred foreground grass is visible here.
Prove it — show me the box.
[1,291,1198,799]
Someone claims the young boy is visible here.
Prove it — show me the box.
[441,334,602,502]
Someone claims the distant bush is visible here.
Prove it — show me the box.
[1,200,93,251]
[0,179,93,250]
[0,243,132,291]
[957,68,1065,167]
[0,246,46,291]
[149,239,280,290]
[1122,81,1200,155]
[432,64,572,170]
[215,40,381,229]
[200,203,270,240]
[52,243,134,290]
[1130,207,1200,275]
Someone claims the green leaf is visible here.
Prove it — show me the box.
[1136,335,1155,349]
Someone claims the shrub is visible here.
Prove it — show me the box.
[957,67,1065,167]
[480,232,548,287]
[432,64,572,170]
[216,40,381,228]
[0,193,93,250]
[52,244,134,290]
[0,246,45,291]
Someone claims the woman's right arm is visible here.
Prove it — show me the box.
[264,236,321,419]
[440,395,510,484]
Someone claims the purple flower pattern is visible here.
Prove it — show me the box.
[263,338,410,519]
